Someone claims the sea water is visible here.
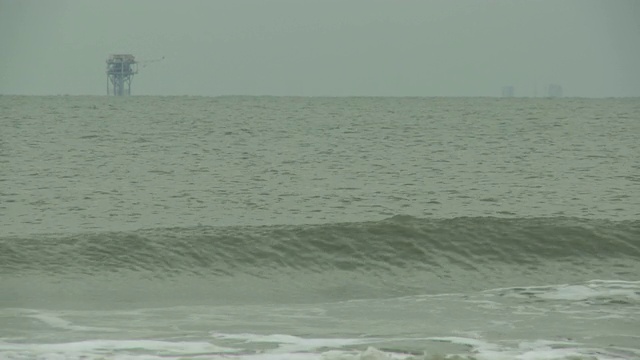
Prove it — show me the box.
[1,96,639,359]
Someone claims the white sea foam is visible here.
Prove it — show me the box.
[26,311,121,332]
[1,337,637,360]
[535,285,639,301]
[211,332,383,353]
[484,280,640,302]
[0,339,238,359]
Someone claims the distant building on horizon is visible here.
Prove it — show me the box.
[501,86,515,97]
[547,84,563,98]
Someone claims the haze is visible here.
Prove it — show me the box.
[1,0,638,97]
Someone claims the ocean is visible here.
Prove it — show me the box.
[0,95,639,360]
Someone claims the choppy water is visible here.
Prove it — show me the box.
[1,96,639,359]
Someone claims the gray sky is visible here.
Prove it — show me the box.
[1,0,638,97]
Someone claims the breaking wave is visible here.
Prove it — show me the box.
[2,216,638,278]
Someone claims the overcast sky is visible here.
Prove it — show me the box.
[1,0,638,97]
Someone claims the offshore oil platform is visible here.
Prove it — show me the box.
[106,54,164,96]
[106,54,137,96]
[501,86,515,97]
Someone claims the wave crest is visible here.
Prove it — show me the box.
[1,216,638,277]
